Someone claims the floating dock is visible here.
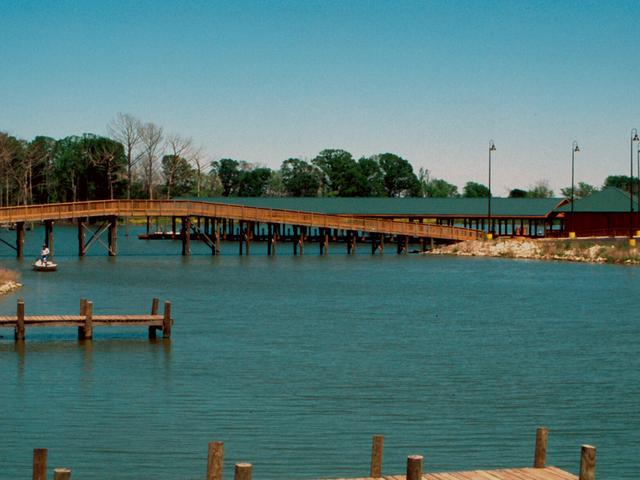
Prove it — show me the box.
[0,298,172,341]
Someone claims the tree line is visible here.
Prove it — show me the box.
[0,113,631,206]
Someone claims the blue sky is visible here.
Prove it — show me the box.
[1,0,639,195]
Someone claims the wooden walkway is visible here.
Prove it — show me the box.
[328,468,577,480]
[0,199,483,242]
[0,298,172,341]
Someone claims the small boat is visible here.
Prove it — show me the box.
[33,259,57,272]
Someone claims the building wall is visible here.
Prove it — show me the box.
[569,212,637,236]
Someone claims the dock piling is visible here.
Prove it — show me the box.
[84,301,93,340]
[163,301,172,338]
[16,221,24,258]
[149,298,159,339]
[207,441,224,480]
[370,434,384,477]
[406,455,423,480]
[32,448,47,480]
[533,426,548,468]
[78,299,87,339]
[579,445,596,480]
[15,299,25,341]
[234,463,252,480]
[53,468,71,480]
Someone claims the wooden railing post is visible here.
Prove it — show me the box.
[579,445,596,480]
[234,463,252,480]
[84,301,93,340]
[32,448,47,480]
[15,299,25,341]
[370,435,384,477]
[406,455,423,480]
[163,301,172,338]
[533,426,548,468]
[149,298,159,339]
[207,441,224,480]
[53,468,71,480]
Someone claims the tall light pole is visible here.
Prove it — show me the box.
[570,141,580,237]
[488,140,496,237]
[637,141,640,231]
[631,128,640,239]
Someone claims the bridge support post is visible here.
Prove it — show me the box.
[347,231,356,255]
[371,233,378,254]
[320,228,329,255]
[299,226,305,255]
[214,219,221,254]
[77,220,86,256]
[268,223,277,255]
[181,217,191,255]
[397,235,408,254]
[16,222,24,259]
[293,226,298,255]
[246,222,253,255]
[108,216,117,256]
[172,216,177,239]
[239,221,245,255]
[44,220,54,256]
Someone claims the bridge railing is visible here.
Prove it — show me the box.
[0,200,484,241]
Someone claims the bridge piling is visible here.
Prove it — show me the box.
[108,216,117,256]
[44,220,54,256]
[16,221,24,258]
[77,220,86,256]
[15,299,25,341]
[182,217,191,255]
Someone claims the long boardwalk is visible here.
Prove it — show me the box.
[0,199,483,257]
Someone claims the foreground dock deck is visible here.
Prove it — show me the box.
[0,298,172,340]
[27,429,595,480]
[327,467,577,480]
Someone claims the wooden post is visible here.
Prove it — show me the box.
[146,216,150,234]
[32,448,47,480]
[15,298,25,341]
[78,298,87,339]
[579,445,596,480]
[293,226,298,255]
[299,226,305,255]
[246,222,253,255]
[16,221,24,258]
[182,217,191,256]
[77,220,86,256]
[163,301,172,338]
[53,468,71,480]
[149,298,159,339]
[379,234,384,254]
[234,463,252,480]
[207,441,224,480]
[83,301,93,340]
[406,455,423,480]
[108,216,117,256]
[370,435,384,477]
[533,426,548,468]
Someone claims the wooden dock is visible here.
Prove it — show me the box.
[28,429,596,480]
[0,298,172,341]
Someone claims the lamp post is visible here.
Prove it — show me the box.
[487,140,496,237]
[637,141,640,231]
[631,128,640,240]
[570,141,580,237]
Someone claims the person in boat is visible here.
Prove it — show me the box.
[40,244,50,263]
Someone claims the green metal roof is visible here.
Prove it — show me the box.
[556,187,639,213]
[184,196,565,217]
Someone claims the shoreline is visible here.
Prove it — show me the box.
[428,237,640,265]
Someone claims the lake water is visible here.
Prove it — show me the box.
[0,226,638,479]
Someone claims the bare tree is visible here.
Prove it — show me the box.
[139,122,164,199]
[107,113,142,200]
[190,145,207,197]
[163,134,193,199]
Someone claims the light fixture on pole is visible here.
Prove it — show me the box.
[570,141,580,238]
[631,128,640,241]
[487,140,496,238]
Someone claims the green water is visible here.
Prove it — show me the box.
[0,226,638,479]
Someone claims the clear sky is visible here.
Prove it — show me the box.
[1,0,639,195]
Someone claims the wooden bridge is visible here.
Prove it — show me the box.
[0,199,483,257]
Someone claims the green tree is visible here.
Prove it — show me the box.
[280,158,322,196]
[424,178,459,197]
[162,154,195,198]
[560,182,597,199]
[356,156,385,196]
[508,188,528,198]
[604,175,633,193]
[211,158,241,196]
[311,149,358,196]
[238,167,273,196]
[463,181,490,198]
[376,153,421,197]
[528,179,554,198]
